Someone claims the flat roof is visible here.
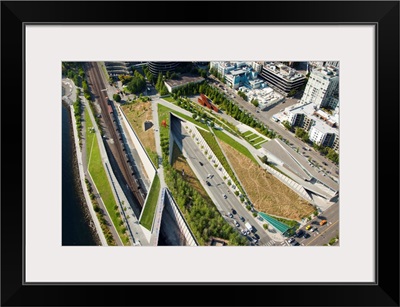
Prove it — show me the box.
[288,103,339,134]
[164,75,204,87]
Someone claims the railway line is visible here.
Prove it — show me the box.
[85,62,145,207]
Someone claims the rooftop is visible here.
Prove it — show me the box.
[287,103,339,133]
[164,75,204,88]
[263,62,306,82]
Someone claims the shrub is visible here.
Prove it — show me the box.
[263,223,268,230]
[252,212,258,217]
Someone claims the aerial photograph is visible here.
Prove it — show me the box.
[62,61,339,247]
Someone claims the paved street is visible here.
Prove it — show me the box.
[208,76,339,177]
[289,202,339,246]
[170,114,273,246]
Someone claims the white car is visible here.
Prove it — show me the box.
[287,237,295,244]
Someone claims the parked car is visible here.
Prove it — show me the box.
[306,225,312,230]
[234,221,240,227]
[287,237,295,244]
[320,220,327,226]
[240,216,245,222]
[296,230,305,238]
[303,233,311,239]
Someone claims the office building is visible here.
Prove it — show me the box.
[300,66,339,109]
[259,62,307,95]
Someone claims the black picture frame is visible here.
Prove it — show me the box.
[1,1,399,306]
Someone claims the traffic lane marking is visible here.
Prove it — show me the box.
[305,220,339,246]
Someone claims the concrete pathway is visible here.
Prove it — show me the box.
[84,98,149,246]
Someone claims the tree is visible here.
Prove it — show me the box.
[251,98,259,107]
[259,155,268,164]
[282,120,292,131]
[113,94,121,102]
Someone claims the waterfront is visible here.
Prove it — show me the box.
[62,103,98,246]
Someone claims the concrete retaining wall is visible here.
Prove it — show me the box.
[164,188,198,246]
[118,105,156,180]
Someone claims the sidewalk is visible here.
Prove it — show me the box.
[84,98,150,246]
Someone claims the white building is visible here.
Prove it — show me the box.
[285,102,339,151]
[300,66,339,109]
[210,61,235,78]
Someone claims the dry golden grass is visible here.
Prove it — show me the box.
[220,141,314,220]
[120,101,156,154]
[171,143,211,202]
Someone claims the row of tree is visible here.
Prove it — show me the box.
[163,158,248,246]
[171,81,277,139]
[155,73,169,95]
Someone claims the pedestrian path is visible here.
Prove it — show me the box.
[264,240,287,246]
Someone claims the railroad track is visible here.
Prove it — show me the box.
[85,62,145,207]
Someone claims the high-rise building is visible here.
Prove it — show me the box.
[148,62,180,77]
[259,62,306,95]
[300,66,339,109]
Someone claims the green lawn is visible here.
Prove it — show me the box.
[254,141,268,149]
[250,136,265,144]
[161,96,176,103]
[157,104,209,130]
[198,129,244,194]
[85,108,130,245]
[246,134,258,141]
[140,174,161,230]
[213,129,257,164]
[242,130,253,137]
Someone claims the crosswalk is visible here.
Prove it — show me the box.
[264,240,287,246]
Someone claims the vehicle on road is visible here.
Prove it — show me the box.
[222,194,227,199]
[231,208,237,214]
[240,216,245,222]
[199,161,203,166]
[320,220,327,226]
[206,180,211,186]
[296,229,305,238]
[234,221,240,227]
[287,237,295,244]
[245,222,253,232]
[228,213,233,218]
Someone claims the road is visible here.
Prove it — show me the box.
[170,114,272,246]
[290,202,339,246]
[207,76,339,177]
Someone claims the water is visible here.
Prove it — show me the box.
[62,103,98,245]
